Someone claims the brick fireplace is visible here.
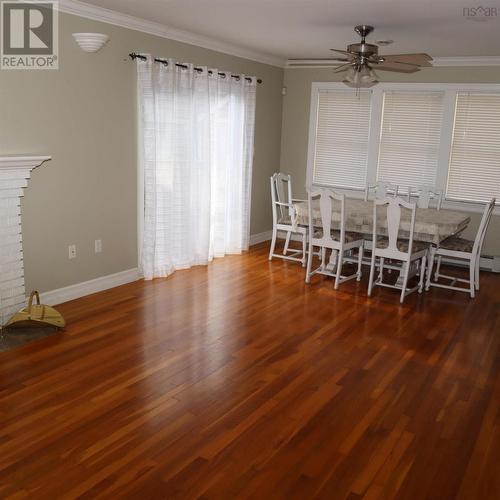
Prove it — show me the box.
[0,156,50,326]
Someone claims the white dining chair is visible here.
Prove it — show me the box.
[269,173,308,266]
[368,197,428,303]
[425,198,495,298]
[407,185,443,209]
[364,181,399,202]
[363,181,400,257]
[305,188,364,289]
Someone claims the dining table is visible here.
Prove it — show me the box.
[293,198,470,245]
[292,197,471,283]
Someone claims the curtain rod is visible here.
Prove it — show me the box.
[129,53,262,84]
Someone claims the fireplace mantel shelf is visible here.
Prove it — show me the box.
[0,155,51,171]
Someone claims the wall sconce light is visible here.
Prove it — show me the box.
[72,33,109,53]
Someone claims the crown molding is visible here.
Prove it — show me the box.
[58,0,285,67]
[432,56,500,66]
[286,56,500,68]
[56,2,500,70]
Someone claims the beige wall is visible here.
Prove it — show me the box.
[0,12,283,293]
[280,66,500,255]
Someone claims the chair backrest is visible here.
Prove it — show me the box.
[364,181,399,202]
[373,196,417,256]
[408,185,443,209]
[270,172,293,222]
[473,198,496,257]
[308,188,346,248]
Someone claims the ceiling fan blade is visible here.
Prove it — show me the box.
[288,57,349,62]
[380,53,433,67]
[330,48,352,56]
[375,62,421,73]
[287,58,351,68]
[370,58,421,68]
[333,62,353,73]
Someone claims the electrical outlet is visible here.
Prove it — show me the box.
[95,239,102,253]
[68,244,76,259]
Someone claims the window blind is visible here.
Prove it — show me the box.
[376,91,444,192]
[312,89,371,189]
[447,92,500,203]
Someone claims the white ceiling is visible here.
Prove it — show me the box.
[74,0,500,63]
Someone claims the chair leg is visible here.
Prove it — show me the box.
[305,241,313,284]
[283,232,291,255]
[469,260,475,298]
[475,254,480,291]
[334,247,343,290]
[400,260,410,304]
[356,244,363,282]
[302,233,307,267]
[425,247,435,291]
[368,253,376,297]
[269,227,277,261]
[321,247,326,269]
[434,255,442,281]
[378,258,385,283]
[418,254,427,294]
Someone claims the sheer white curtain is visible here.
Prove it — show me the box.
[137,56,256,279]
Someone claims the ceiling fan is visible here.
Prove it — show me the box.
[289,25,433,89]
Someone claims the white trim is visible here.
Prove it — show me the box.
[307,82,500,216]
[432,56,500,67]
[58,0,285,67]
[286,56,500,68]
[305,84,320,190]
[38,268,140,306]
[367,83,500,91]
[366,88,383,185]
[250,230,272,245]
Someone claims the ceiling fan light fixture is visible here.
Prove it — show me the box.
[359,64,377,81]
[343,64,378,89]
[343,79,378,89]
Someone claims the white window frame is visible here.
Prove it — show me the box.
[307,81,500,215]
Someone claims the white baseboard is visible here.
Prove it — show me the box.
[37,268,140,306]
[250,230,272,245]
[32,249,499,309]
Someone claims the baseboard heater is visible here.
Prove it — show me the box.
[442,255,500,273]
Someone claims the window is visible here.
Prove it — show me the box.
[377,91,444,191]
[307,82,500,211]
[447,92,500,203]
[311,89,371,189]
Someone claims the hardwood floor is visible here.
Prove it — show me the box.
[1,242,499,499]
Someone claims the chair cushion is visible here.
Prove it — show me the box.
[313,230,363,243]
[439,236,474,253]
[376,238,428,253]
